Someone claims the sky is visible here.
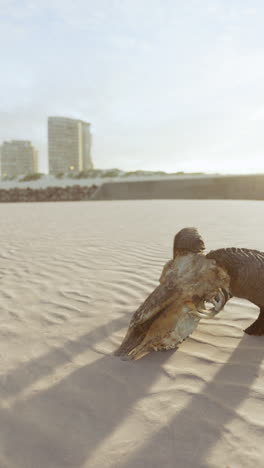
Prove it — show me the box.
[1,0,264,174]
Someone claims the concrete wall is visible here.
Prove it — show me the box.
[92,175,264,200]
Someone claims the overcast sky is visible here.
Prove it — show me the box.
[1,0,264,173]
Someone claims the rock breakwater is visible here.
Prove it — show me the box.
[0,185,98,202]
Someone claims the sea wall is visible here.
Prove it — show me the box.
[0,185,98,202]
[92,175,264,200]
[1,175,264,202]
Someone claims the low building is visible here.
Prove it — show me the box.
[0,140,38,178]
[48,116,93,175]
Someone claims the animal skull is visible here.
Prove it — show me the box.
[115,251,230,360]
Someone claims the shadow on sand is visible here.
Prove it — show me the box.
[0,325,263,468]
[0,315,173,468]
[119,334,264,468]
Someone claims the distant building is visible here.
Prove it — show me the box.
[48,116,93,175]
[0,140,38,178]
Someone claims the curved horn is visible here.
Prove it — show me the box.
[173,227,205,258]
[195,289,230,319]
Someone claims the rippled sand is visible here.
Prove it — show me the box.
[0,200,263,468]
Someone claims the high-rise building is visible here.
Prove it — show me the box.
[48,116,93,175]
[0,140,38,178]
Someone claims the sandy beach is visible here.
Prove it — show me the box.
[0,199,263,468]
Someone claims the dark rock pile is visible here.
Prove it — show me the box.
[0,185,98,202]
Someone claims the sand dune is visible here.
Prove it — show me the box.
[0,200,263,468]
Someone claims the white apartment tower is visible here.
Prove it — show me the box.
[48,116,93,175]
[0,140,38,177]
